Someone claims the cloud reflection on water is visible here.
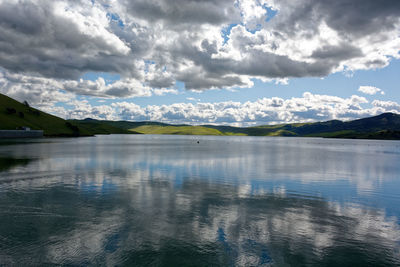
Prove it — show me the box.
[1,135,400,265]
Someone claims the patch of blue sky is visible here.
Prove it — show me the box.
[221,23,239,44]
[118,81,187,107]
[175,81,185,91]
[221,4,277,43]
[245,4,277,33]
[56,94,90,110]
[132,59,400,107]
[54,101,71,109]
[107,12,124,28]
[81,72,121,85]
[263,5,278,22]
[75,60,400,109]
[221,22,262,44]
[72,94,116,108]
[228,59,400,103]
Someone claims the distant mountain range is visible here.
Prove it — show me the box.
[72,113,400,140]
[1,93,400,139]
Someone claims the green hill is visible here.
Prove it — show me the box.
[3,92,400,139]
[0,93,138,136]
[0,93,92,136]
[132,125,225,135]
[69,118,138,135]
[271,113,400,139]
[101,120,170,130]
[203,113,400,139]
[71,113,400,139]
[124,113,400,139]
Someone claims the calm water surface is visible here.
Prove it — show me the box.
[1,135,400,266]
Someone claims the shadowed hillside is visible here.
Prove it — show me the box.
[70,118,139,135]
[0,93,135,136]
[0,93,91,136]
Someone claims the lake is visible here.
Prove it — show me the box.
[1,135,400,266]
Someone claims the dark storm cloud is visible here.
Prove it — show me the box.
[311,43,364,61]
[176,70,249,91]
[146,75,175,89]
[120,0,240,26]
[168,41,334,90]
[231,50,334,78]
[318,0,400,36]
[270,0,400,37]
[0,0,138,80]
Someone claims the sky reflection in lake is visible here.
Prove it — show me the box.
[1,135,400,266]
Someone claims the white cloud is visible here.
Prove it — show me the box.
[0,70,74,107]
[2,67,396,125]
[46,99,119,121]
[0,69,180,108]
[47,92,399,126]
[372,100,400,113]
[63,77,153,98]
[152,88,179,96]
[358,86,385,95]
[186,97,200,102]
[0,0,399,99]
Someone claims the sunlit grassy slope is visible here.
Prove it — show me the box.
[126,113,400,139]
[129,125,299,137]
[132,125,226,135]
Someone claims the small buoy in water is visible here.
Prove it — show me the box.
[197,141,200,144]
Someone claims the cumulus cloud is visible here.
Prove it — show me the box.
[0,0,135,80]
[372,100,400,113]
[118,0,240,27]
[0,70,74,107]
[42,99,119,121]
[63,77,153,98]
[358,86,385,95]
[45,92,399,126]
[0,68,182,108]
[152,88,179,96]
[111,92,375,125]
[0,0,399,99]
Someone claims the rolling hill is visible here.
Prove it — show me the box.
[0,93,92,136]
[72,113,400,139]
[0,93,133,136]
[127,113,400,139]
[70,118,138,135]
[2,93,400,139]
[132,125,225,135]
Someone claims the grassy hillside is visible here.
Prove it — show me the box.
[205,113,400,139]
[5,88,396,140]
[123,113,400,139]
[70,119,139,135]
[132,125,225,135]
[104,121,170,130]
[0,93,91,136]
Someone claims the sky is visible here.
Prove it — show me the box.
[0,0,400,126]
